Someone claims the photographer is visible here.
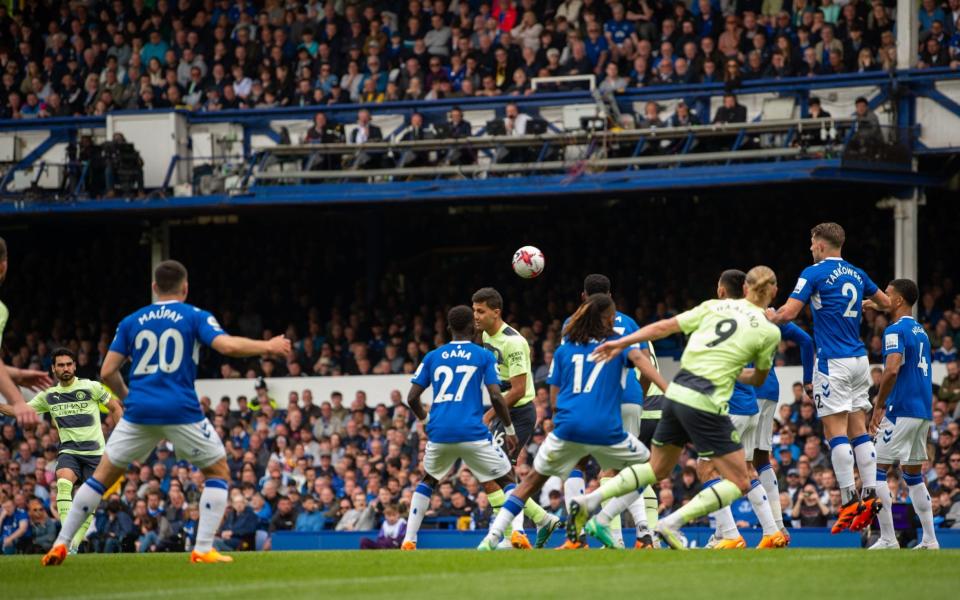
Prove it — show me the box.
[791,483,830,527]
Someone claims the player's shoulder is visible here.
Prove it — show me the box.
[615,311,639,328]
[500,324,522,338]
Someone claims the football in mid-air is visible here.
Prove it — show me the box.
[511,246,545,279]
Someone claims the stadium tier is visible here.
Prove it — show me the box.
[0,0,959,582]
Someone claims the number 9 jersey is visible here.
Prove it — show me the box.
[108,300,226,425]
[669,298,781,415]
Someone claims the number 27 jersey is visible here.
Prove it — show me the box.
[109,301,226,425]
[789,257,878,360]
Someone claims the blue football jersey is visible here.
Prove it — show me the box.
[562,311,643,406]
[882,317,933,422]
[411,341,499,443]
[756,322,815,402]
[108,301,225,425]
[728,378,758,416]
[789,257,878,360]
[546,336,631,445]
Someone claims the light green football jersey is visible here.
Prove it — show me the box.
[666,298,781,415]
[481,322,535,408]
[28,378,112,456]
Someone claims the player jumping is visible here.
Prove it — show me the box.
[402,305,559,549]
[697,270,786,549]
[766,223,890,533]
[472,287,560,548]
[41,260,290,566]
[569,266,782,549]
[476,294,651,550]
[867,279,939,550]
[560,274,668,549]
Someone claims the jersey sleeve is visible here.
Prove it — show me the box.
[882,325,903,359]
[196,310,227,347]
[92,381,112,407]
[860,269,879,297]
[675,301,710,334]
[108,316,131,356]
[27,391,49,414]
[754,326,782,371]
[782,323,814,384]
[503,336,531,379]
[481,352,499,387]
[788,265,818,304]
[545,348,562,387]
[411,352,432,388]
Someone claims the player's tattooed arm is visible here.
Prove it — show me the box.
[870,352,901,436]
[862,290,892,314]
[488,384,518,455]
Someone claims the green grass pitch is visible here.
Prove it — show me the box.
[2,549,958,599]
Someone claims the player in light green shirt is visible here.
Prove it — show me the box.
[565,266,782,549]
[472,287,559,549]
[0,347,123,552]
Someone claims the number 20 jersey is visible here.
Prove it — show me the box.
[789,257,878,360]
[669,299,781,415]
[109,301,226,425]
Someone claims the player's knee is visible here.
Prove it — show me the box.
[732,475,752,494]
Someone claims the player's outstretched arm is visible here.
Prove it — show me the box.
[867,289,892,313]
[0,358,37,427]
[6,366,53,392]
[869,353,901,435]
[766,298,804,325]
[593,317,680,361]
[101,351,130,401]
[211,334,291,358]
[106,397,124,428]
[628,348,670,393]
[406,383,429,422]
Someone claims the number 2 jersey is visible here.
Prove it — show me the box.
[882,316,933,422]
[108,301,226,425]
[670,298,781,415]
[546,335,634,445]
[411,341,500,443]
[789,257,878,360]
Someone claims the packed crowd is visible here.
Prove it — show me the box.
[2,196,960,552]
[1,0,959,119]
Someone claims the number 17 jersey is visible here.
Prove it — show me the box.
[789,257,878,360]
[108,300,226,425]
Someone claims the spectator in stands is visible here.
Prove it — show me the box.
[26,498,56,554]
[397,112,433,168]
[359,504,405,549]
[714,93,747,124]
[336,493,377,531]
[936,337,958,363]
[349,109,384,168]
[940,362,960,410]
[215,496,258,552]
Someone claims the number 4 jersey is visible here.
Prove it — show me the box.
[669,298,781,415]
[789,257,878,360]
[411,341,500,443]
[109,300,226,425]
[882,316,933,422]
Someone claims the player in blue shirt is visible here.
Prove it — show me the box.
[698,270,785,549]
[753,321,814,540]
[560,274,668,549]
[401,305,559,550]
[867,279,939,549]
[767,222,891,532]
[477,294,650,550]
[43,260,290,566]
